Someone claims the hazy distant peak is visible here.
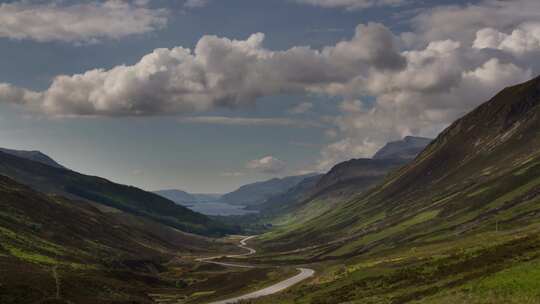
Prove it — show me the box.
[372,136,432,160]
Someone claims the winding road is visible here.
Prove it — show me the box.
[196,236,315,304]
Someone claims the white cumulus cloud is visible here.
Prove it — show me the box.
[0,0,168,43]
[1,0,540,172]
[246,156,287,174]
[0,22,404,117]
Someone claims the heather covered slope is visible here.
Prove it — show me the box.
[0,175,234,304]
[256,158,408,224]
[0,151,235,236]
[255,141,427,228]
[246,76,540,304]
[259,75,540,254]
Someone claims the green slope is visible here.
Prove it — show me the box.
[249,76,540,303]
[261,75,540,252]
[0,175,235,304]
[0,151,236,236]
[253,137,430,231]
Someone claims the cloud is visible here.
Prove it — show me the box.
[295,0,406,10]
[304,0,540,170]
[246,156,286,174]
[408,0,540,46]
[2,0,540,172]
[0,1,167,43]
[0,83,42,106]
[288,102,313,114]
[178,116,322,128]
[0,22,404,116]
[473,23,540,55]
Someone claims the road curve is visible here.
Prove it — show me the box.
[198,236,315,304]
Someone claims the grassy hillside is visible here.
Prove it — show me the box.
[244,76,540,303]
[252,137,430,230]
[256,158,409,235]
[0,151,236,236]
[0,175,237,304]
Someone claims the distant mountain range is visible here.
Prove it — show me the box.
[254,136,431,218]
[155,136,432,216]
[154,189,222,205]
[220,173,320,207]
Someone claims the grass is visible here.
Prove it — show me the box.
[327,210,440,257]
[4,245,58,265]
[416,259,540,303]
[246,223,540,304]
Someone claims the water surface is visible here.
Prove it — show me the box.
[184,201,258,216]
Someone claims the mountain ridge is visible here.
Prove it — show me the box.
[254,136,431,222]
[220,173,319,206]
[0,147,65,169]
[260,75,540,253]
[372,136,432,160]
[0,150,235,236]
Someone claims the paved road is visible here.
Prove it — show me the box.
[207,268,315,304]
[198,236,315,304]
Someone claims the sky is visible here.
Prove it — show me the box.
[0,0,540,193]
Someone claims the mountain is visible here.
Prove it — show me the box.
[220,173,318,206]
[0,174,236,304]
[254,76,540,304]
[372,136,432,160]
[0,151,235,236]
[255,137,430,221]
[154,190,222,205]
[263,75,540,250]
[256,158,409,225]
[154,189,198,204]
[314,157,408,192]
[254,174,323,214]
[0,147,65,169]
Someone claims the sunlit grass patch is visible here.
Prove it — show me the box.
[5,245,58,265]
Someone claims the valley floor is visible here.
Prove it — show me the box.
[240,223,540,304]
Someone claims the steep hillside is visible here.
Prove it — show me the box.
[255,139,428,224]
[0,147,65,169]
[0,151,235,236]
[314,158,407,192]
[0,175,234,304]
[250,76,540,304]
[254,174,322,213]
[220,174,317,206]
[260,75,540,256]
[372,136,431,160]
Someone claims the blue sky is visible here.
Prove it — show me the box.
[1,0,539,193]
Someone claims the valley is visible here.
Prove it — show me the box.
[2,0,540,302]
[2,30,540,304]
